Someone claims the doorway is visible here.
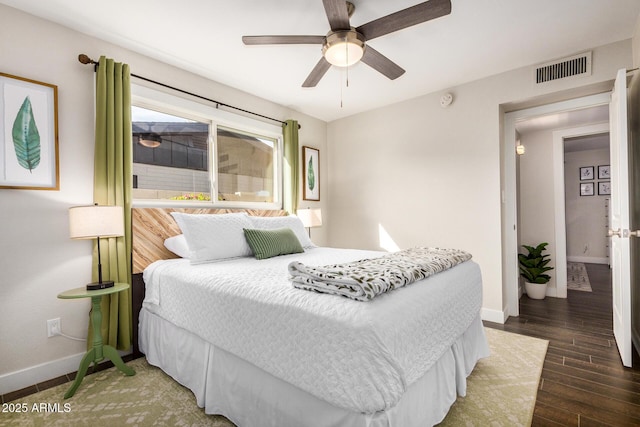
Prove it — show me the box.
[516,122,610,301]
[503,93,611,317]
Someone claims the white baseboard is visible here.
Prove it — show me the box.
[481,307,507,324]
[567,256,608,265]
[0,348,132,395]
[0,352,85,395]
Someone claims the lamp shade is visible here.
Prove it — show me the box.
[297,208,323,228]
[69,205,124,239]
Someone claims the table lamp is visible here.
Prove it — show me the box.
[69,204,124,290]
[297,208,322,237]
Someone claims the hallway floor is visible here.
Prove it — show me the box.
[485,263,640,426]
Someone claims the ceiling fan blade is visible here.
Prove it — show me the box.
[302,57,332,87]
[356,0,451,41]
[322,0,351,31]
[361,46,405,80]
[242,35,325,45]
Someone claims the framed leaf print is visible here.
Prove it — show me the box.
[0,73,59,190]
[303,146,319,201]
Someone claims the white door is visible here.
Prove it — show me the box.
[609,68,632,367]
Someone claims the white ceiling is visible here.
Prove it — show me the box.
[3,0,640,122]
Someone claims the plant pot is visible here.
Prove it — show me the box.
[525,281,547,300]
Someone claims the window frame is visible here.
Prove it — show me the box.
[131,84,283,210]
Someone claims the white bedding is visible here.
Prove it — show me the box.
[142,247,484,414]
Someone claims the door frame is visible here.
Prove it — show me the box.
[552,123,610,299]
[503,92,611,318]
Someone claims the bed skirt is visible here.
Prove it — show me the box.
[139,308,489,427]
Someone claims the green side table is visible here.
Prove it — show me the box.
[57,282,135,399]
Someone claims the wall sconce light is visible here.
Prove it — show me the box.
[138,133,162,148]
[516,142,525,155]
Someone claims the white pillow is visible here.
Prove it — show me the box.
[170,212,254,264]
[248,215,315,249]
[164,234,190,259]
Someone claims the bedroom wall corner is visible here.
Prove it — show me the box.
[295,119,329,247]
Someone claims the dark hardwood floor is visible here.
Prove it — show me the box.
[486,263,640,426]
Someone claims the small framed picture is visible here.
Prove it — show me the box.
[598,181,611,196]
[579,166,594,181]
[303,146,320,201]
[598,165,610,180]
[580,182,594,196]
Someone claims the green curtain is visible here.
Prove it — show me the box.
[88,56,133,351]
[283,120,299,214]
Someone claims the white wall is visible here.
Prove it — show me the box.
[327,40,633,320]
[564,148,611,264]
[518,129,558,290]
[634,13,640,67]
[0,4,327,393]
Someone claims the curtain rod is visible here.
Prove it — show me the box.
[78,54,299,129]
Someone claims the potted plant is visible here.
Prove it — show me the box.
[518,242,554,300]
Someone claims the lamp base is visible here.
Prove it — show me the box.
[86,281,114,291]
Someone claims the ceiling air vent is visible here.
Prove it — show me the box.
[534,51,592,84]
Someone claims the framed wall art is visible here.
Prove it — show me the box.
[303,146,319,201]
[579,166,594,181]
[598,181,611,196]
[580,182,594,196]
[0,73,59,190]
[598,165,610,180]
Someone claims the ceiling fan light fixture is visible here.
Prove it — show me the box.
[323,30,365,67]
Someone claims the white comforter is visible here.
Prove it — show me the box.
[142,247,483,413]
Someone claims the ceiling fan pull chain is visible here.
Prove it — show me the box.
[340,71,344,108]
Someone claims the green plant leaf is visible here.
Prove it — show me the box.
[12,96,41,172]
[518,242,554,284]
[308,157,315,191]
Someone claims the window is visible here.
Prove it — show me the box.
[132,107,210,201]
[131,85,282,208]
[217,126,276,203]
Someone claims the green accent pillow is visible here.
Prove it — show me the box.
[243,227,304,260]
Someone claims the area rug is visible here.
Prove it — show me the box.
[1,328,548,427]
[567,262,593,292]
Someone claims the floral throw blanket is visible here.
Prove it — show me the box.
[288,247,472,301]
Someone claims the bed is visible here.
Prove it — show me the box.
[131,208,489,427]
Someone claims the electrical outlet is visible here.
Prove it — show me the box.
[47,318,61,338]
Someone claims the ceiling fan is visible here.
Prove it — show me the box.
[242,0,452,87]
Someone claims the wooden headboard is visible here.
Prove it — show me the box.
[131,207,289,274]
